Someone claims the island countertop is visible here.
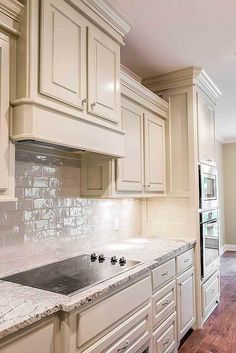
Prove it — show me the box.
[0,237,196,340]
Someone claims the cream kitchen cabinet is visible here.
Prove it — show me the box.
[0,317,59,353]
[40,0,120,125]
[81,68,168,198]
[176,267,195,341]
[11,0,130,158]
[197,92,216,166]
[0,1,23,202]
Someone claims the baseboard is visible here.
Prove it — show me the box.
[222,244,236,252]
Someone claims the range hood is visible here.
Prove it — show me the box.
[10,102,125,158]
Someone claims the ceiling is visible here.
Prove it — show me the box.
[106,0,236,143]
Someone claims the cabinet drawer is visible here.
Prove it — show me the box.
[152,259,175,291]
[152,280,176,329]
[77,276,152,348]
[83,303,151,353]
[176,249,193,275]
[153,312,177,353]
[202,271,220,318]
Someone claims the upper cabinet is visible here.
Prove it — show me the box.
[0,0,23,202]
[87,26,120,123]
[197,93,216,166]
[40,0,120,125]
[81,68,168,198]
[40,0,87,111]
[143,67,221,197]
[11,0,130,158]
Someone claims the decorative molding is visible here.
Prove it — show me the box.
[121,68,169,119]
[223,244,236,252]
[83,0,131,37]
[221,139,236,144]
[143,67,221,103]
[0,0,24,35]
[121,64,142,83]
[67,0,131,41]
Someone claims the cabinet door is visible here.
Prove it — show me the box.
[207,104,216,165]
[0,34,10,191]
[144,112,165,192]
[88,26,120,125]
[116,98,144,192]
[40,0,87,110]
[197,94,209,164]
[176,267,195,341]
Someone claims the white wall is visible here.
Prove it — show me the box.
[223,143,236,246]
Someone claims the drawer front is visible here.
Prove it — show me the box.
[77,276,152,348]
[83,304,152,353]
[202,271,220,316]
[152,280,176,328]
[176,249,193,275]
[152,259,175,292]
[153,312,177,353]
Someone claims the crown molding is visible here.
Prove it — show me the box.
[0,0,24,35]
[143,67,221,103]
[121,68,168,119]
[81,0,131,38]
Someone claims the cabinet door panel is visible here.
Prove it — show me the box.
[40,0,86,109]
[116,99,143,192]
[177,267,195,341]
[207,105,216,165]
[197,94,208,164]
[88,26,120,124]
[0,35,10,191]
[144,113,165,192]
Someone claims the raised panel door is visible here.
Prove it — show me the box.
[0,34,10,191]
[207,105,216,166]
[116,98,143,192]
[88,26,120,125]
[197,94,209,164]
[177,267,195,341]
[40,0,86,110]
[144,112,165,192]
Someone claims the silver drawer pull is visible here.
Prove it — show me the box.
[184,258,190,263]
[162,300,169,306]
[163,337,170,346]
[162,271,169,276]
[91,102,96,109]
[117,340,129,352]
[81,98,87,108]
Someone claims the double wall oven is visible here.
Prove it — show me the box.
[199,163,219,279]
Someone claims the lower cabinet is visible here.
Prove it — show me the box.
[202,270,220,323]
[152,312,177,353]
[0,317,59,353]
[176,267,195,341]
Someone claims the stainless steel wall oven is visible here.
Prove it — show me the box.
[199,164,218,210]
[200,209,219,279]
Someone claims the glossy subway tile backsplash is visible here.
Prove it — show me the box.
[0,147,141,276]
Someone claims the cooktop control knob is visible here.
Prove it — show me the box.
[90,253,97,261]
[119,257,126,265]
[110,256,118,263]
[98,254,105,262]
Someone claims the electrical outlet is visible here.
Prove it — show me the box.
[114,217,120,231]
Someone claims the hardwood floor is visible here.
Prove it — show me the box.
[179,251,236,353]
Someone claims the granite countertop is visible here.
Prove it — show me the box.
[0,237,196,340]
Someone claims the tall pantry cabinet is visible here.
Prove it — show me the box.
[143,67,221,327]
[0,0,23,201]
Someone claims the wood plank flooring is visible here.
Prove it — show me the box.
[179,251,236,353]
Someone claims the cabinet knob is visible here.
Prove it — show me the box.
[91,102,96,109]
[117,340,129,351]
[82,98,87,108]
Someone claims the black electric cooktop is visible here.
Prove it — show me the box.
[2,254,141,296]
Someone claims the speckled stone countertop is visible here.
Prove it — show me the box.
[0,237,195,340]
